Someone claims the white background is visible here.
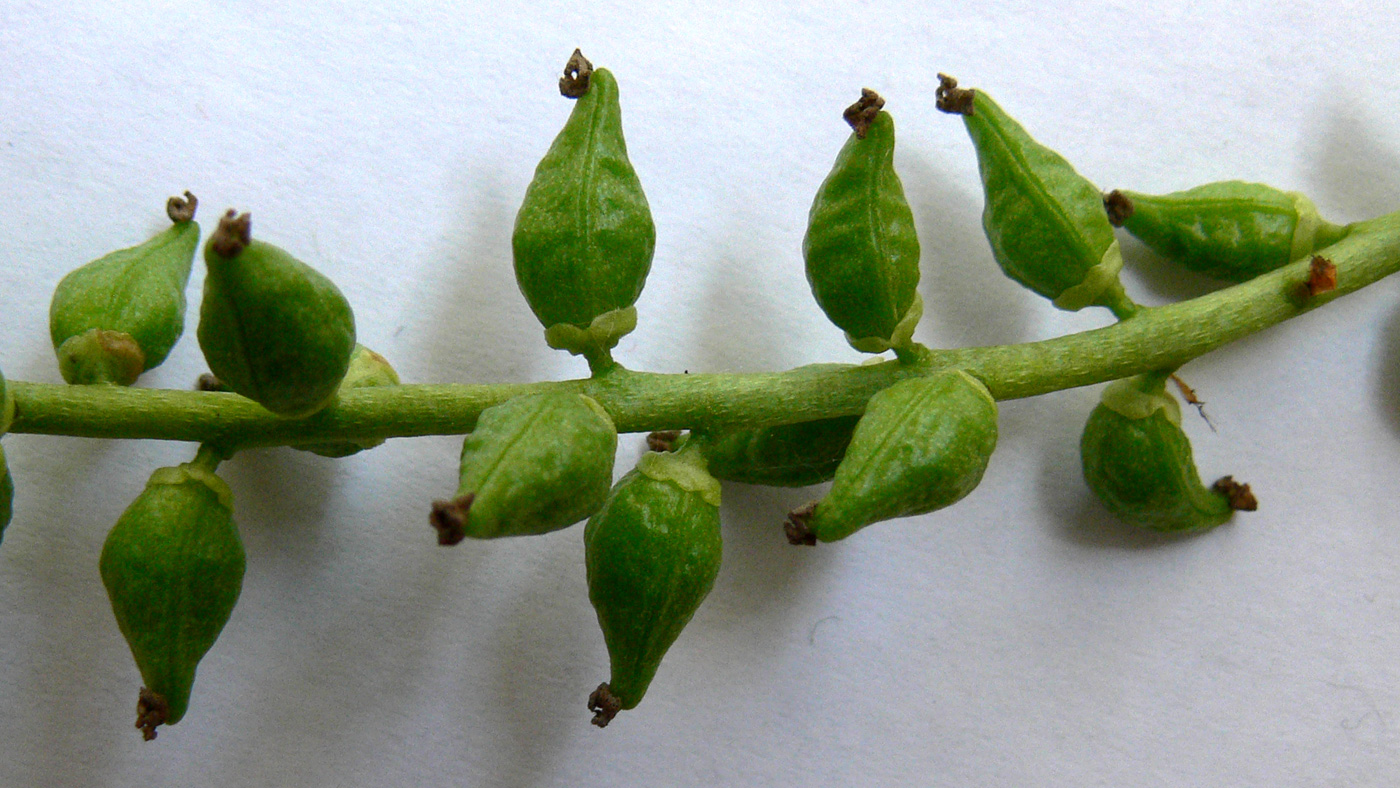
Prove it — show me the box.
[2,2,1400,786]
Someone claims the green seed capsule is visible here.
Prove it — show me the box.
[429,392,617,542]
[787,369,998,544]
[198,211,356,418]
[49,193,200,385]
[804,91,922,354]
[1080,373,1254,534]
[1,367,13,539]
[99,455,245,740]
[513,53,654,359]
[937,75,1131,315]
[585,449,722,727]
[701,415,860,487]
[1106,182,1350,282]
[298,344,400,458]
[0,445,11,541]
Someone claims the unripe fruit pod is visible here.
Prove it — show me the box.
[1080,373,1253,534]
[804,100,923,354]
[937,76,1130,314]
[198,211,356,417]
[585,450,722,726]
[49,193,201,385]
[429,392,618,542]
[701,415,860,488]
[513,61,654,358]
[787,370,998,544]
[99,458,245,740]
[1107,182,1351,283]
[298,344,400,458]
[1,366,12,538]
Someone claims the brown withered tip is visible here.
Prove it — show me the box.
[1214,476,1258,512]
[166,191,198,224]
[843,88,886,139]
[588,682,623,728]
[195,373,229,392]
[1305,255,1338,297]
[935,73,975,116]
[646,430,683,453]
[559,49,593,98]
[136,687,168,742]
[1104,190,1134,227]
[784,503,818,546]
[429,493,474,546]
[209,210,251,258]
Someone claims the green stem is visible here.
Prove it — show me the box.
[8,211,1400,450]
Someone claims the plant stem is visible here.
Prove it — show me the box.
[8,211,1400,450]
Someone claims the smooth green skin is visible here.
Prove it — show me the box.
[585,461,722,710]
[453,391,617,538]
[0,445,12,540]
[513,68,655,331]
[199,236,356,418]
[300,344,400,458]
[1121,181,1350,282]
[964,91,1117,304]
[1,367,10,537]
[99,464,245,727]
[809,370,998,542]
[701,414,860,487]
[50,220,199,383]
[803,111,921,345]
[1080,385,1233,534]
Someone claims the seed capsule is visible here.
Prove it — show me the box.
[429,392,617,542]
[49,193,200,385]
[702,415,860,488]
[99,456,245,740]
[804,92,923,353]
[937,75,1132,315]
[1106,182,1350,282]
[585,449,722,726]
[198,210,356,417]
[1,366,12,538]
[513,55,654,359]
[1080,373,1253,534]
[298,345,400,458]
[786,370,998,544]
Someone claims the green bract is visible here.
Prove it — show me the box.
[99,457,245,740]
[937,76,1131,315]
[788,369,998,544]
[585,449,722,727]
[298,345,400,458]
[198,211,356,418]
[49,193,200,385]
[804,98,922,354]
[430,391,617,542]
[1080,373,1251,534]
[1107,182,1351,282]
[513,61,654,360]
[700,415,860,487]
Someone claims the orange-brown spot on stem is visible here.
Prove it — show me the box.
[646,430,683,453]
[1305,255,1337,297]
